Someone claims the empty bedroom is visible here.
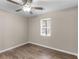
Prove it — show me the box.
[0,0,78,59]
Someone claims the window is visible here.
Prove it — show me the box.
[40,18,51,36]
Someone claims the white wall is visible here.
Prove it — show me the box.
[0,7,77,55]
[0,10,28,51]
[28,7,78,54]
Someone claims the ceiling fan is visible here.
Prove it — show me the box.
[7,0,44,14]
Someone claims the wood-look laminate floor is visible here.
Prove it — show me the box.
[0,43,77,59]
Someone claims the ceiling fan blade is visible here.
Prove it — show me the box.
[22,0,28,5]
[32,7,43,10]
[21,0,32,6]
[7,0,21,5]
[27,0,32,3]
[16,9,22,12]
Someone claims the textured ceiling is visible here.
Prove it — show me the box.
[0,0,78,17]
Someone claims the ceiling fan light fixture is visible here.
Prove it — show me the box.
[23,4,31,12]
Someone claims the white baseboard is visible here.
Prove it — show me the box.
[0,41,77,57]
[28,42,78,56]
[0,42,28,53]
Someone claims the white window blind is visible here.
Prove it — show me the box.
[40,18,51,36]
